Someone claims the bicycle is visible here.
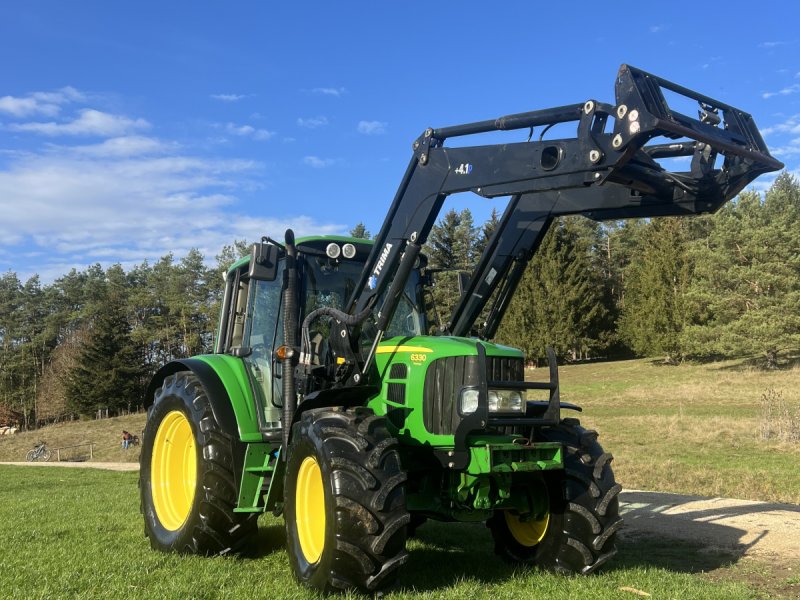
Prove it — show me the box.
[26,441,51,462]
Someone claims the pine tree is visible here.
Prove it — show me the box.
[350,222,371,239]
[474,208,501,258]
[618,218,693,363]
[66,279,144,415]
[682,175,800,367]
[425,209,477,329]
[497,217,609,363]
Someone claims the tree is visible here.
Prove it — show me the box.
[425,209,477,329]
[618,218,693,363]
[682,175,800,367]
[66,278,144,415]
[474,208,501,259]
[350,222,371,239]
[497,217,610,363]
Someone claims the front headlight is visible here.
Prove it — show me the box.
[459,388,480,415]
[488,389,524,413]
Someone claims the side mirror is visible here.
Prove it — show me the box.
[249,242,279,281]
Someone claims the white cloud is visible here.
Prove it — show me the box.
[67,136,173,157]
[303,156,335,168]
[0,86,84,118]
[760,114,800,137]
[297,116,328,129]
[211,93,246,102]
[762,84,800,99]
[224,122,275,140]
[312,87,346,97]
[0,143,346,280]
[357,120,387,135]
[759,41,792,49]
[770,137,800,157]
[649,24,667,33]
[8,109,150,137]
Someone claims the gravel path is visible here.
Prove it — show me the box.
[3,461,798,559]
[620,490,800,559]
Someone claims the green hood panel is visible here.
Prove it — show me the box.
[374,335,521,376]
[369,335,524,448]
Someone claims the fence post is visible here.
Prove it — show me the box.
[90,444,94,460]
[57,448,61,462]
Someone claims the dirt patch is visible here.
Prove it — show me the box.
[620,489,800,559]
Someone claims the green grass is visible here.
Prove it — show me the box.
[529,357,800,504]
[0,465,760,600]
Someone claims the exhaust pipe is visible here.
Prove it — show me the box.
[281,229,298,458]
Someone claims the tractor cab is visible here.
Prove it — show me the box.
[215,235,427,437]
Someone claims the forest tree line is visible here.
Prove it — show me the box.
[1,175,798,428]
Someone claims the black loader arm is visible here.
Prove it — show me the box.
[345,65,782,374]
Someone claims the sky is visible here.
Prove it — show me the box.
[1,1,798,282]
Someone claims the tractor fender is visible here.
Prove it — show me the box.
[146,359,239,439]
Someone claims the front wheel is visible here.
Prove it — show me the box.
[41,448,52,462]
[284,407,409,593]
[488,419,622,574]
[139,372,256,554]
[26,449,35,462]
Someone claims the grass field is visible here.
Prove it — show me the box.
[538,357,800,504]
[2,356,799,504]
[0,465,774,600]
[2,357,799,598]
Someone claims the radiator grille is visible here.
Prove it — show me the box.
[423,354,524,436]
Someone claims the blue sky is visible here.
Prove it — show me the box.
[1,1,798,281]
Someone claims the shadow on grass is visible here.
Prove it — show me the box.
[703,354,800,371]
[397,521,515,591]
[236,489,793,591]
[239,523,287,559]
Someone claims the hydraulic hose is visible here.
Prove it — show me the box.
[300,305,372,362]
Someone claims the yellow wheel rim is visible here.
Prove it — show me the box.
[151,410,197,531]
[505,509,550,547]
[296,455,326,564]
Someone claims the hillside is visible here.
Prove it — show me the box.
[0,413,146,463]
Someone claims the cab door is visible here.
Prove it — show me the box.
[241,266,285,432]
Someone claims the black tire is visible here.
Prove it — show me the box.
[139,372,256,554]
[488,418,622,574]
[284,407,409,593]
[41,448,52,462]
[26,449,35,462]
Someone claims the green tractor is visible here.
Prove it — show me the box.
[139,65,781,593]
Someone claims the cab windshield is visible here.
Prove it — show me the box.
[301,254,427,347]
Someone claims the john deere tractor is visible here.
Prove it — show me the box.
[140,65,781,593]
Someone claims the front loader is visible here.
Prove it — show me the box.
[139,65,782,593]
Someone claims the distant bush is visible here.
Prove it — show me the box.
[759,388,800,441]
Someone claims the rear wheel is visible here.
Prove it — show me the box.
[488,419,622,574]
[285,407,409,593]
[140,372,256,554]
[26,449,35,462]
